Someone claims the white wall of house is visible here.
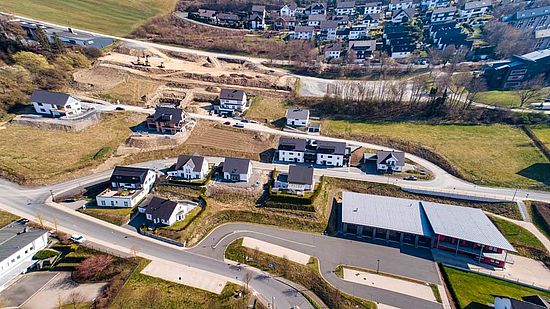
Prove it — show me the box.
[292,31,314,40]
[365,6,382,14]
[287,118,309,127]
[278,150,305,163]
[459,7,489,20]
[220,94,248,111]
[280,5,296,16]
[32,96,82,117]
[96,188,147,208]
[325,50,342,59]
[146,203,196,226]
[389,1,415,11]
[378,162,403,172]
[112,170,156,191]
[316,154,344,166]
[0,232,48,281]
[431,13,455,23]
[335,7,355,16]
[391,51,412,58]
[167,160,209,180]
[288,182,314,192]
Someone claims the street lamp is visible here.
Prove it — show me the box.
[376,259,380,274]
[49,190,55,203]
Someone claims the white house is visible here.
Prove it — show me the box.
[324,44,342,60]
[138,196,197,226]
[493,295,550,309]
[316,140,349,166]
[349,25,369,40]
[305,2,326,15]
[277,137,307,163]
[96,166,156,208]
[307,14,326,27]
[335,1,356,16]
[286,109,310,127]
[280,3,297,16]
[320,20,339,41]
[392,8,415,24]
[431,6,456,24]
[0,223,48,291]
[364,150,405,172]
[30,89,82,118]
[218,89,248,115]
[364,2,382,14]
[389,0,415,11]
[291,26,315,40]
[222,157,252,182]
[363,14,381,29]
[459,0,491,21]
[422,0,451,9]
[277,138,350,167]
[167,155,209,180]
[274,165,315,193]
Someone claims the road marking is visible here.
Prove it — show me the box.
[212,230,316,249]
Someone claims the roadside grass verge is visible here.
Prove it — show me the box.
[0,0,178,36]
[476,89,548,108]
[225,238,376,309]
[0,112,143,185]
[322,120,550,190]
[111,259,249,308]
[525,200,550,240]
[531,124,550,148]
[0,210,19,228]
[441,266,550,309]
[78,206,135,226]
[488,216,549,266]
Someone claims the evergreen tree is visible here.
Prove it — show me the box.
[52,33,65,53]
[35,27,50,51]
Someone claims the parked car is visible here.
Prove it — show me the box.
[17,218,29,224]
[70,234,86,244]
[115,107,125,111]
[63,198,77,203]
[234,123,245,128]
[403,176,418,181]
[240,119,250,123]
[224,121,231,125]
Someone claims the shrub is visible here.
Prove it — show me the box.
[33,249,59,260]
[74,255,113,281]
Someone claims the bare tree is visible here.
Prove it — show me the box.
[140,287,161,309]
[518,75,546,107]
[243,270,253,292]
[484,21,534,59]
[464,77,487,109]
[64,292,85,309]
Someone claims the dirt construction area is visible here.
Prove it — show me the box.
[72,43,295,109]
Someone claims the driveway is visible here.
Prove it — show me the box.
[0,272,58,307]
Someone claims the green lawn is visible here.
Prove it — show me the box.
[489,216,548,259]
[532,124,550,148]
[112,260,249,308]
[78,207,134,226]
[443,266,550,309]
[0,0,178,36]
[322,120,550,189]
[476,90,548,108]
[0,210,18,228]
[244,96,289,123]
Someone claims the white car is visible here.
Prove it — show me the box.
[70,234,86,244]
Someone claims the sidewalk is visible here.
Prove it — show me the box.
[275,276,329,309]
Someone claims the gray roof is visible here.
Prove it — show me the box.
[288,165,314,185]
[308,14,326,21]
[148,106,185,124]
[433,6,456,14]
[295,26,315,32]
[316,140,347,155]
[30,90,73,106]
[174,155,205,172]
[349,40,376,50]
[142,196,178,222]
[342,192,434,237]
[376,150,405,166]
[463,0,490,10]
[337,1,356,9]
[110,166,150,184]
[518,49,550,62]
[286,109,310,120]
[222,157,251,175]
[515,5,550,20]
[422,202,515,251]
[220,89,245,101]
[320,20,339,29]
[0,223,48,261]
[278,137,307,152]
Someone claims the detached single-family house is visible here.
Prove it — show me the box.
[305,2,327,15]
[31,90,82,118]
[280,3,298,16]
[431,6,456,24]
[389,0,415,11]
[348,24,369,40]
[324,43,343,60]
[392,8,416,24]
[0,222,48,291]
[286,109,310,127]
[364,150,405,172]
[291,26,315,39]
[307,14,326,27]
[493,295,550,309]
[222,157,252,182]
[167,155,209,180]
[460,1,491,21]
[196,9,217,23]
[274,165,315,193]
[363,13,381,29]
[349,40,377,61]
[320,20,339,41]
[277,138,350,167]
[316,140,349,166]
[96,166,156,208]
[146,106,187,134]
[277,137,307,163]
[422,0,451,10]
[138,196,197,226]
[335,1,356,16]
[217,13,241,27]
[364,2,382,14]
[217,89,248,115]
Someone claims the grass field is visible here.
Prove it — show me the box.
[322,120,550,189]
[443,266,550,309]
[245,96,289,124]
[0,112,142,184]
[78,207,134,226]
[112,260,249,308]
[476,90,548,108]
[0,0,177,37]
[0,210,18,228]
[532,124,550,147]
[489,216,548,259]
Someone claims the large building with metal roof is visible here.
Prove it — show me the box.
[340,192,515,267]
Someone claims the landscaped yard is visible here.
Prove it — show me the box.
[0,210,18,228]
[443,266,550,309]
[322,120,550,189]
[0,0,177,36]
[489,215,549,260]
[0,112,143,184]
[111,260,249,308]
[476,89,548,108]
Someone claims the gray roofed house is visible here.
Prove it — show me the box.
[286,109,310,127]
[288,165,314,185]
[463,0,490,10]
[139,196,197,226]
[278,137,307,152]
[146,106,186,134]
[374,150,405,172]
[109,166,154,188]
[174,155,205,172]
[222,157,252,182]
[316,140,347,155]
[30,90,73,106]
[167,155,209,180]
[0,223,48,262]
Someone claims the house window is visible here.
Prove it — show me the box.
[101,200,106,206]
[124,201,128,207]
[527,17,536,27]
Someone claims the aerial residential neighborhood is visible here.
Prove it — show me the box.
[0,0,549,309]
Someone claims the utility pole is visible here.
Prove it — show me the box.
[512,188,518,202]
[377,259,380,273]
[49,190,55,202]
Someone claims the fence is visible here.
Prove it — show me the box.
[139,229,185,247]
[522,125,550,161]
